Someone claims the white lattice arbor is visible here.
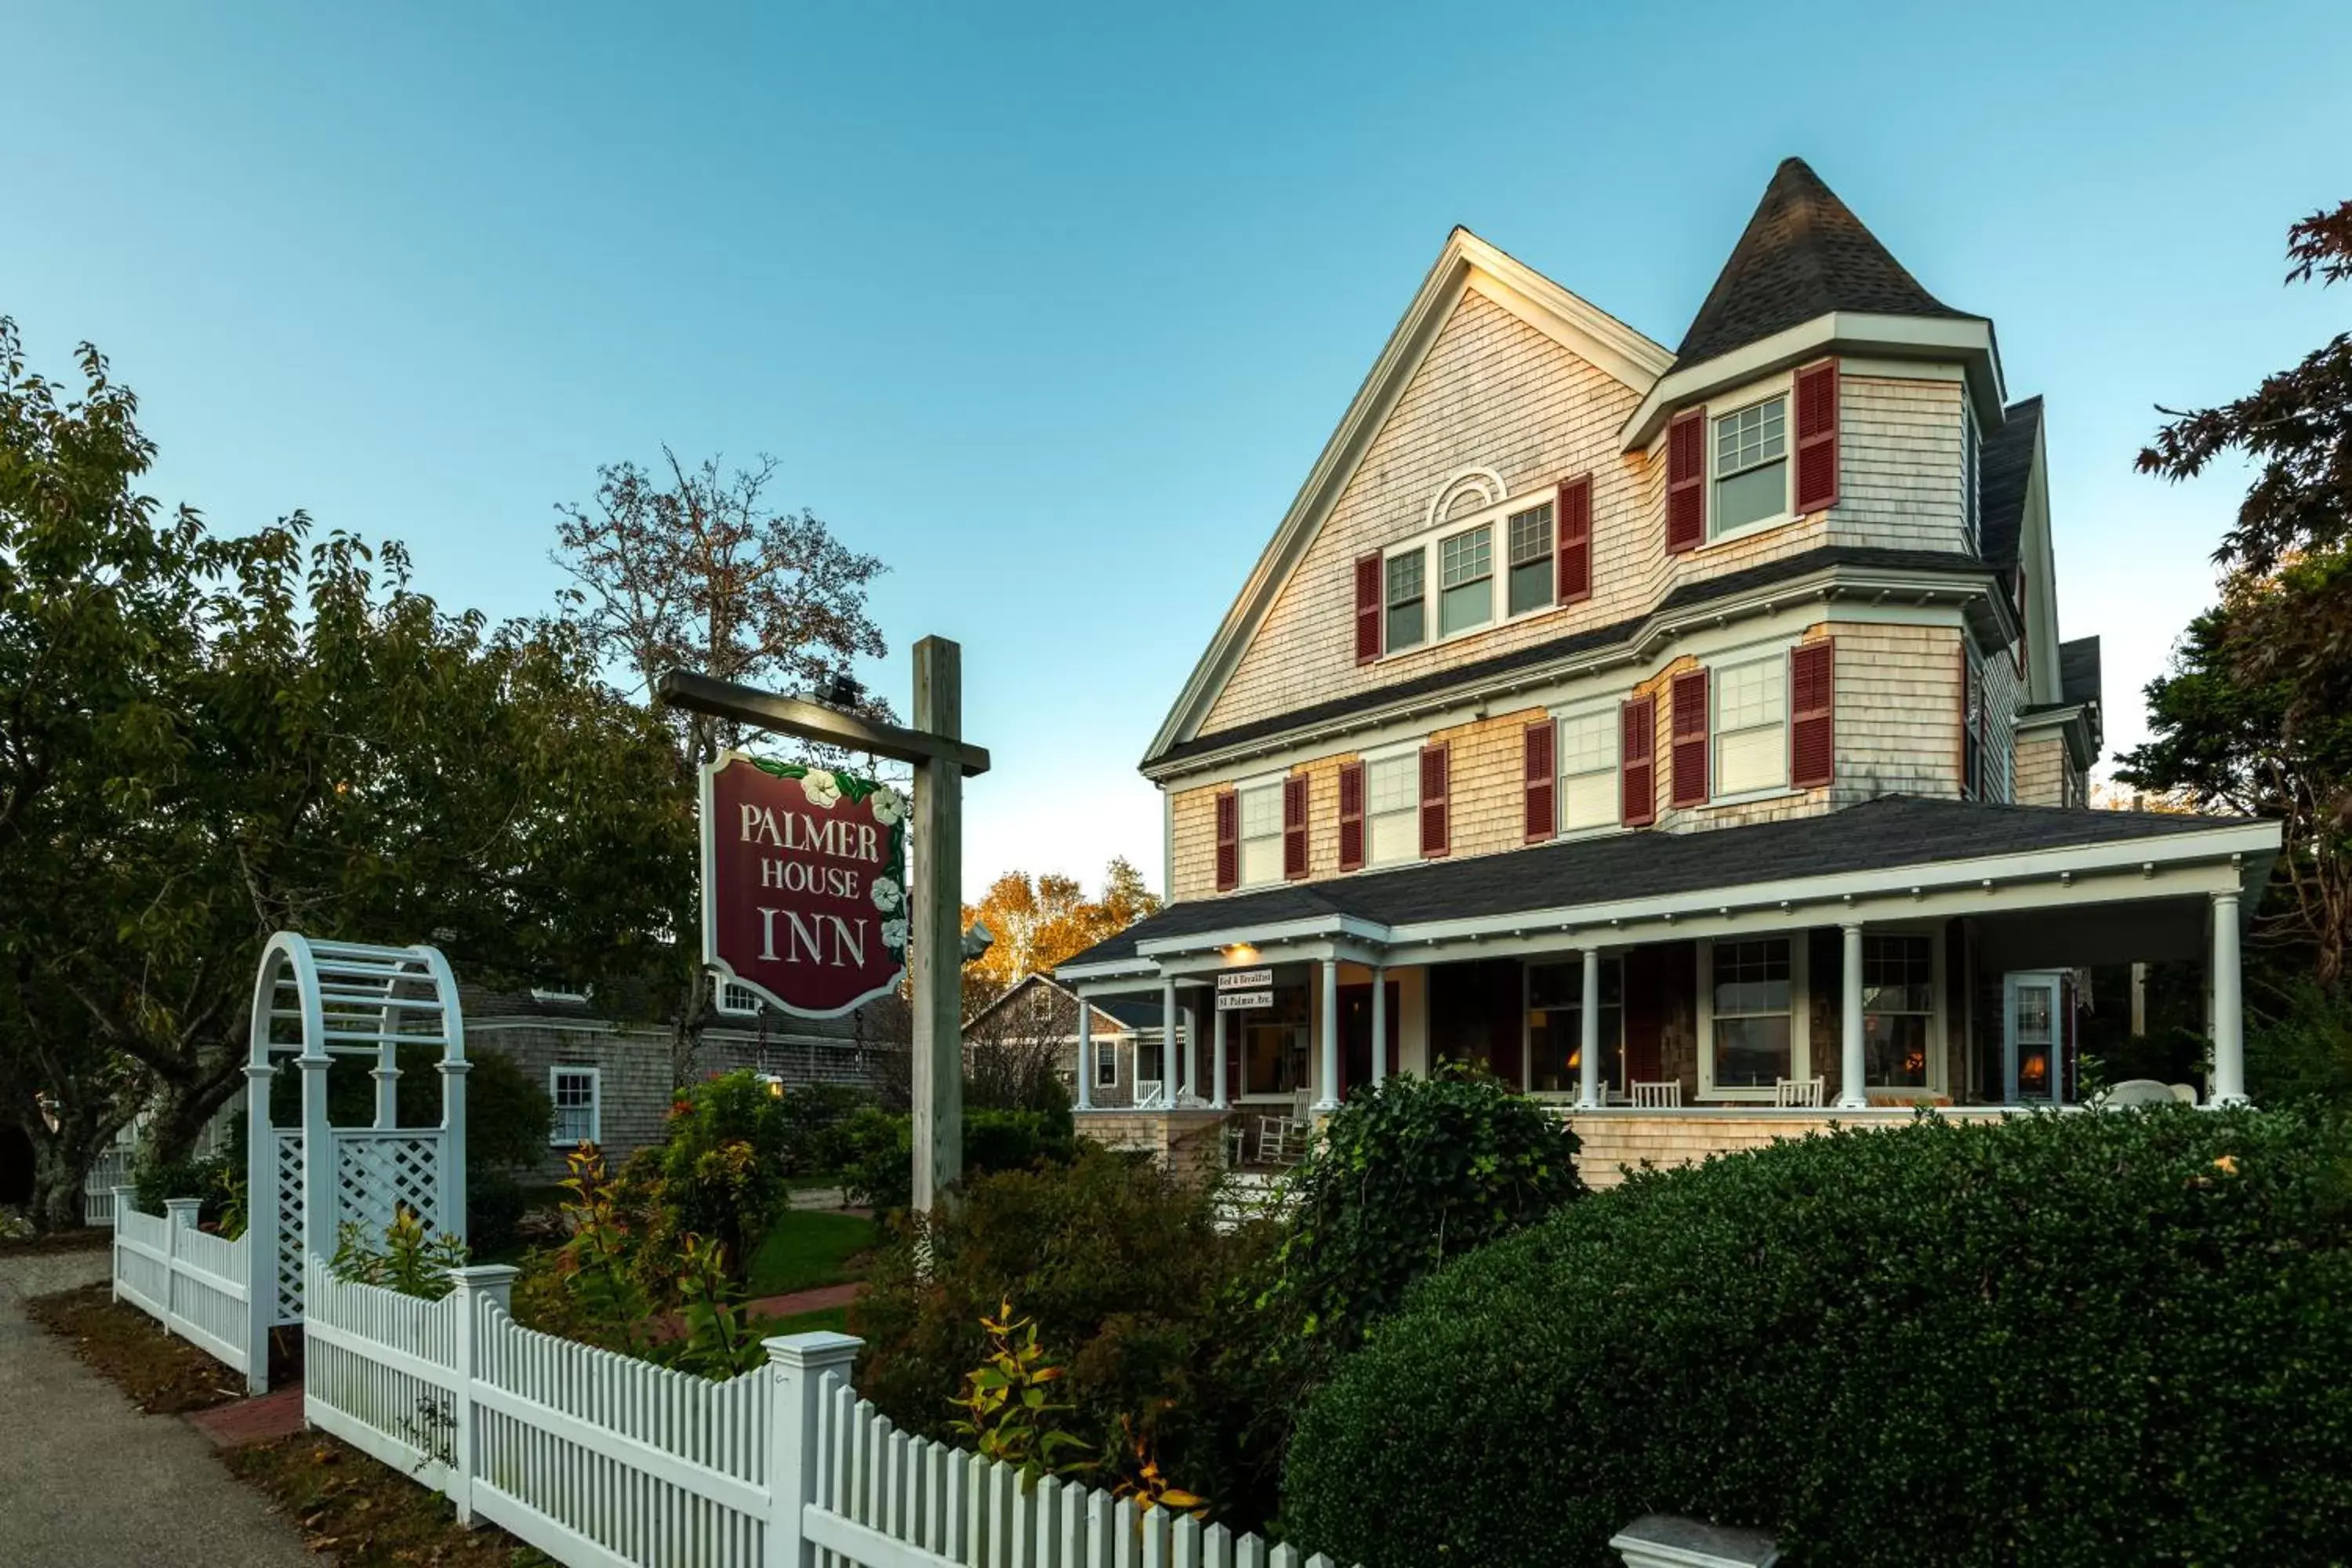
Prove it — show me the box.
[241,935,470,1367]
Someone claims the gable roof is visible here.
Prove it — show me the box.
[959,971,1138,1036]
[1142,229,1674,768]
[1673,158,1979,369]
[1980,394,2042,570]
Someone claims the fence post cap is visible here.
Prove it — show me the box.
[1609,1514,1780,1568]
[162,1197,202,1210]
[110,1184,136,1198]
[444,1263,521,1287]
[762,1330,863,1371]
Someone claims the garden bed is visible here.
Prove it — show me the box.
[225,1433,548,1566]
[26,1283,278,1414]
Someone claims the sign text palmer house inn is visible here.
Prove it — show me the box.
[1052,158,2275,1175]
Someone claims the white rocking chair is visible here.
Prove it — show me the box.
[1630,1080,1682,1108]
[1774,1076,1826,1108]
[1256,1114,1307,1167]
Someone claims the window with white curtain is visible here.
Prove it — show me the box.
[1366,753,1419,866]
[1558,710,1617,831]
[1714,655,1788,795]
[1239,783,1283,887]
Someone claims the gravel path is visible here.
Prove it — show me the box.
[0,1248,314,1567]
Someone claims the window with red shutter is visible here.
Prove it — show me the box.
[1670,670,1710,808]
[1283,775,1308,880]
[1793,358,1840,514]
[1790,640,1836,789]
[1353,554,1383,666]
[1620,697,1657,827]
[1555,475,1592,604]
[1523,719,1555,843]
[1667,409,1706,554]
[1418,742,1450,858]
[1214,789,1240,891]
[1338,760,1366,872]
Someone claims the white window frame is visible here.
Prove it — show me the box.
[1697,936,1809,1101]
[1860,927,1947,1098]
[1094,1033,1120,1089]
[1553,703,1621,837]
[1236,775,1286,888]
[1702,382,1795,548]
[548,1065,602,1145]
[1359,739,1423,869]
[530,985,592,1004]
[1706,638,1800,806]
[1377,491,1564,659]
[714,979,760,1016]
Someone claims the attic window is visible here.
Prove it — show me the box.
[1713,396,1788,536]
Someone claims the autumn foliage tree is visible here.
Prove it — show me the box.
[960,858,1163,1015]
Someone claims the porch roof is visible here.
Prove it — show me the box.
[1058,796,2273,978]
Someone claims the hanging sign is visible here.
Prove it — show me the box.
[701,753,910,1018]
[1218,968,1273,990]
[1216,989,1273,1012]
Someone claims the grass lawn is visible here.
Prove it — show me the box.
[753,1303,852,1338]
[743,1208,872,1298]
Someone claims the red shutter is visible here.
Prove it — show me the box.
[1620,697,1656,827]
[2014,572,2029,682]
[1793,358,1840,514]
[1523,720,1556,843]
[1214,789,1239,891]
[1353,554,1383,665]
[1338,760,1366,872]
[1791,640,1835,789]
[1419,742,1450,858]
[1666,408,1706,554]
[1670,670,1710,808]
[1555,474,1593,605]
[1283,775,1309,880]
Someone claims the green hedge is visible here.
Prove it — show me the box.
[1283,1107,2352,1567]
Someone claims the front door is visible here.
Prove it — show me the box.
[2003,971,2066,1105]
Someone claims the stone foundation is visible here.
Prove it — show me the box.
[1563,1107,2006,1190]
[1074,1108,1232,1185]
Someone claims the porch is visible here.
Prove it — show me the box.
[1057,797,2277,1185]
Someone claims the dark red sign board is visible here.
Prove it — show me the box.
[700,754,910,1018]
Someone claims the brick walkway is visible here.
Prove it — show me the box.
[185,1381,306,1448]
[744,1280,861,1321]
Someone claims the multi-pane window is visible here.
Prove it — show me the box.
[1095,1037,1119,1088]
[1238,784,1283,887]
[1505,502,1555,616]
[1558,710,1617,831]
[1713,396,1788,535]
[1365,753,1419,866]
[1862,935,1935,1088]
[1526,956,1626,1094]
[1962,399,1981,554]
[716,980,759,1016]
[1711,938,1792,1090]
[550,1067,600,1145]
[1439,525,1494,636]
[1714,655,1788,796]
[1385,550,1425,652]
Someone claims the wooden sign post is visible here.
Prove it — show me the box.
[659,637,986,1213]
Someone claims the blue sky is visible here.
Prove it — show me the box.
[6,2,2346,900]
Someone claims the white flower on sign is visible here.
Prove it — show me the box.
[869,789,905,826]
[871,877,903,913]
[882,917,909,950]
[798,768,841,810]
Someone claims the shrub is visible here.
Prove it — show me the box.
[839,1104,1076,1214]
[852,1148,1294,1528]
[645,1069,792,1276]
[2249,978,2352,1106]
[466,1169,529,1254]
[1267,1063,1584,1353]
[778,1082,869,1176]
[1282,1106,2352,1568]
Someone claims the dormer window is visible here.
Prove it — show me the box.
[1713,396,1788,536]
[1438,525,1494,636]
[1385,552,1425,652]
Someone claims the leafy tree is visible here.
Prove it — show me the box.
[960,858,1163,1014]
[552,448,892,1084]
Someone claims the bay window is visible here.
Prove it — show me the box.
[1439,525,1494,636]
[1862,934,1935,1089]
[1238,782,1283,887]
[1558,710,1617,832]
[1713,395,1789,535]
[1365,752,1419,866]
[1505,500,1555,615]
[1708,938,1794,1092]
[1714,654,1788,796]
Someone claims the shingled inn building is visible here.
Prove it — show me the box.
[1054,159,2279,1185]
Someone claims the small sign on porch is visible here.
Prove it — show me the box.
[1217,989,1273,1012]
[1218,967,1274,990]
[701,753,910,1018]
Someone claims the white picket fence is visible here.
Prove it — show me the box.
[84,1147,133,1225]
[303,1258,1350,1568]
[111,1197,259,1385]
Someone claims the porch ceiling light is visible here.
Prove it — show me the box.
[1225,943,1258,964]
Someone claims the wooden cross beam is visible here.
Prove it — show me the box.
[655,667,991,777]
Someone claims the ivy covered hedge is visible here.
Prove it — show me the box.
[1283,1107,2352,1567]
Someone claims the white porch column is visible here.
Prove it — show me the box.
[1577,947,1602,1109]
[2212,890,2249,1107]
[1211,1004,1229,1109]
[1313,959,1340,1112]
[1181,1004,1197,1101]
[1370,966,1388,1088]
[1075,1000,1093,1111]
[1837,923,1869,1109]
[1161,978,1178,1105]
